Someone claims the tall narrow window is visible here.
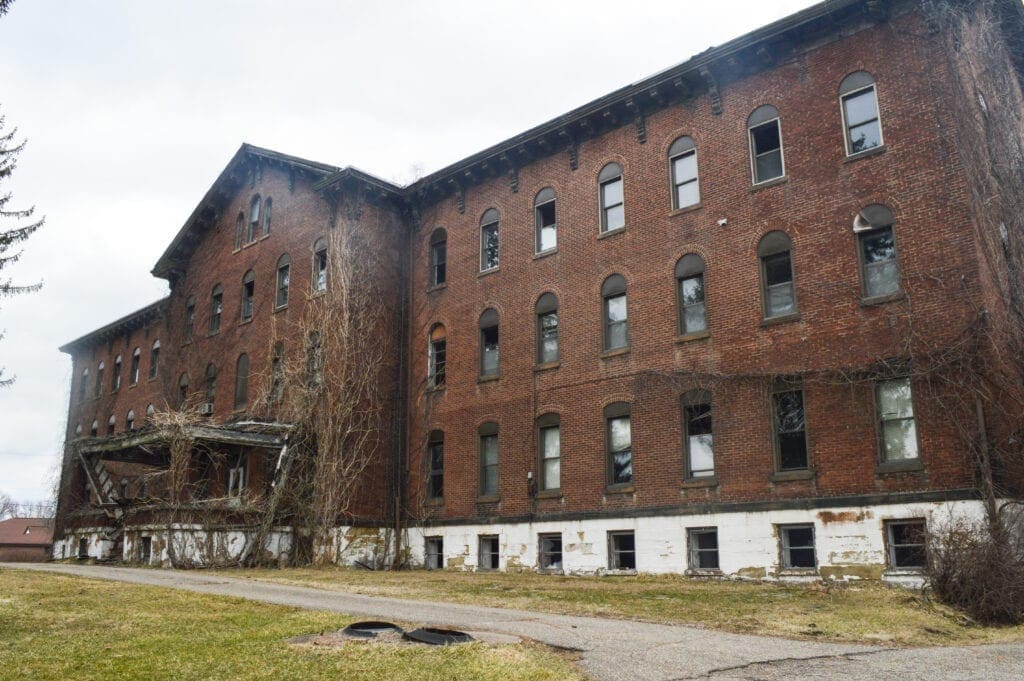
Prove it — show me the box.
[478,535,499,570]
[605,402,632,486]
[262,197,272,237]
[682,390,714,479]
[107,414,116,436]
[75,424,82,437]
[877,378,918,461]
[598,162,624,232]
[178,372,190,407]
[537,413,561,491]
[479,308,499,378]
[234,353,249,410]
[773,380,808,471]
[479,422,499,498]
[90,419,99,437]
[425,537,444,569]
[79,368,89,403]
[840,71,882,155]
[248,195,261,243]
[126,409,135,432]
[429,228,447,287]
[535,188,557,252]
[240,270,255,322]
[185,296,195,341]
[313,237,328,292]
[95,362,105,397]
[480,208,499,271]
[130,348,140,385]
[227,453,247,497]
[428,324,446,388]
[112,355,122,391]
[536,292,559,365]
[748,105,785,184]
[204,363,217,408]
[427,430,444,500]
[234,212,244,250]
[275,254,290,309]
[855,204,900,299]
[149,340,160,380]
[676,254,707,335]
[669,136,700,209]
[146,404,155,419]
[209,284,223,334]
[758,231,797,319]
[306,331,323,387]
[602,275,628,351]
[608,531,636,570]
[271,342,285,402]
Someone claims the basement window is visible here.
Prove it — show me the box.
[478,535,499,570]
[688,527,720,571]
[538,533,563,571]
[425,536,444,569]
[885,519,926,569]
[608,530,636,570]
[779,524,816,569]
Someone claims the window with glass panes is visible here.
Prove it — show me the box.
[479,309,499,377]
[605,403,632,486]
[758,231,796,319]
[676,254,707,335]
[886,519,926,568]
[538,414,560,491]
[748,105,784,183]
[535,188,557,252]
[479,424,499,497]
[536,292,559,364]
[427,431,444,500]
[688,528,720,570]
[683,393,714,478]
[599,163,624,232]
[773,384,808,470]
[608,531,636,570]
[480,209,500,271]
[840,72,882,155]
[780,524,816,568]
[539,533,563,570]
[877,378,918,461]
[669,136,700,209]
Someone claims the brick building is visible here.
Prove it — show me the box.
[53,0,1024,581]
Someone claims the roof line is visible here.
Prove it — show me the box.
[60,297,169,354]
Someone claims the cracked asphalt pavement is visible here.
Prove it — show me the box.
[4,563,1022,680]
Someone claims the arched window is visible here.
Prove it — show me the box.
[758,232,797,319]
[209,284,223,334]
[240,269,255,322]
[248,195,261,242]
[536,293,559,364]
[605,402,632,486]
[840,71,882,155]
[598,163,624,232]
[112,355,122,391]
[75,423,82,437]
[675,254,707,335]
[126,409,136,432]
[79,368,89,403]
[479,209,499,272]
[107,414,116,436]
[178,372,190,407]
[748,105,784,184]
[313,237,328,292]
[479,309,500,378]
[204,363,217,407]
[263,197,272,237]
[234,212,245,250]
[90,419,99,437]
[429,228,447,287]
[149,340,160,380]
[537,413,561,491]
[184,296,196,341]
[602,275,628,351]
[855,204,900,299]
[535,188,557,253]
[306,332,323,386]
[271,342,285,402]
[669,137,700,209]
[427,430,444,500]
[130,348,141,385]
[234,353,249,410]
[95,362,105,397]
[428,324,446,388]
[145,404,155,419]
[478,421,499,497]
[682,390,714,479]
[275,254,290,309]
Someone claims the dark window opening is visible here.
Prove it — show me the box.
[886,519,926,569]
[539,533,563,570]
[478,535,499,570]
[750,118,784,183]
[479,428,499,497]
[688,528,720,570]
[535,189,557,252]
[609,531,636,570]
[774,387,808,470]
[427,432,444,500]
[780,524,816,569]
[425,537,444,569]
[684,400,714,478]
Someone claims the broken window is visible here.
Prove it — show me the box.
[95,361,105,397]
[425,536,444,569]
[478,535,499,570]
[676,254,707,335]
[856,205,900,299]
[427,430,444,500]
[79,368,88,403]
[688,528,720,571]
[178,372,190,407]
[263,197,272,237]
[270,342,285,402]
[241,270,255,322]
[227,454,247,497]
[840,71,882,155]
[779,524,816,569]
[149,340,160,380]
[608,531,636,570]
[429,228,447,287]
[185,296,195,341]
[669,136,700,210]
[605,402,632,487]
[538,413,561,492]
[204,363,217,410]
[139,536,152,563]
[886,519,926,569]
[234,212,244,250]
[130,348,140,385]
[90,420,98,437]
[479,308,499,378]
[877,378,918,461]
[428,324,446,388]
[313,237,328,292]
[538,533,563,571]
[209,284,223,334]
[748,105,784,184]
[683,391,714,479]
[112,355,122,391]
[536,292,559,365]
[759,231,796,319]
[602,274,628,351]
[126,409,135,432]
[480,208,500,271]
[276,254,290,309]
[234,353,249,410]
[599,162,625,232]
[535,187,557,252]
[107,414,116,436]
[479,422,499,498]
[248,195,261,243]
[773,381,808,471]
[306,331,323,387]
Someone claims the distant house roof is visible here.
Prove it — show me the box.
[0,517,53,547]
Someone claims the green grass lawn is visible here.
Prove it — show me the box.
[215,566,1024,647]
[0,568,586,681]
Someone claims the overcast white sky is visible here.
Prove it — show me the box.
[0,0,820,502]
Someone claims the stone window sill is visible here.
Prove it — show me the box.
[274,304,289,314]
[535,361,560,372]
[535,489,562,500]
[682,476,719,489]
[424,497,444,507]
[750,176,788,193]
[597,226,626,240]
[475,495,500,504]
[600,347,630,360]
[669,203,703,217]
[676,330,710,343]
[844,145,887,163]
[605,484,635,495]
[860,291,904,307]
[477,374,499,384]
[771,469,814,483]
[478,266,500,278]
[603,569,638,576]
[876,459,924,474]
[427,283,447,294]
[533,247,558,260]
[761,312,801,327]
